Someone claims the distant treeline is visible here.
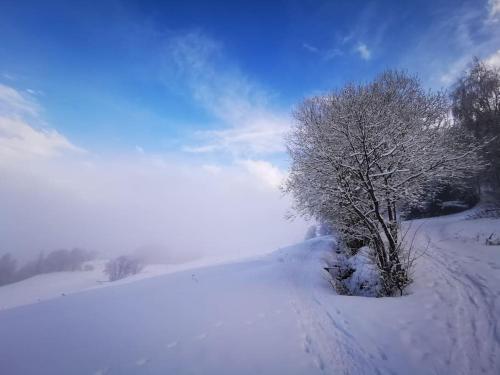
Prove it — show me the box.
[0,248,96,287]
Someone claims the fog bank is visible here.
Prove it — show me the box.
[0,154,307,262]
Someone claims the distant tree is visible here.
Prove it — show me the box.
[285,70,484,295]
[42,248,94,273]
[0,253,17,286]
[451,58,500,188]
[15,252,45,281]
[104,256,143,282]
[4,248,95,285]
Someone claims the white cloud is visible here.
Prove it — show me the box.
[0,83,40,118]
[0,116,82,161]
[201,163,222,174]
[485,49,500,68]
[489,0,500,21]
[323,48,343,61]
[164,31,289,157]
[0,154,307,261]
[184,113,289,155]
[0,81,307,261]
[355,43,371,60]
[303,43,319,53]
[302,42,342,61]
[0,83,82,162]
[2,72,16,81]
[400,1,500,87]
[237,159,286,189]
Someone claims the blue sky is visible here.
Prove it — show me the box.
[1,0,500,256]
[1,0,500,163]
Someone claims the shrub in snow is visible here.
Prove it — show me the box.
[326,247,382,297]
[105,256,143,281]
[285,70,484,295]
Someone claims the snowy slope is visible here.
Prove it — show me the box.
[0,210,499,375]
[0,256,246,311]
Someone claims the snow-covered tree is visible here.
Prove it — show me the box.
[451,58,500,188]
[285,70,483,295]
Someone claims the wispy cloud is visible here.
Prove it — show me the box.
[355,43,371,60]
[0,80,306,260]
[301,7,378,64]
[163,30,289,157]
[0,83,82,162]
[486,49,500,67]
[237,159,286,189]
[488,0,500,21]
[302,42,343,61]
[302,43,319,53]
[0,83,40,118]
[403,0,500,86]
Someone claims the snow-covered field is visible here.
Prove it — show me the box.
[0,208,499,375]
[0,255,250,311]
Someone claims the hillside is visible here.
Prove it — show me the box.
[0,209,499,375]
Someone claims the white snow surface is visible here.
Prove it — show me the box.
[0,255,248,311]
[0,208,499,374]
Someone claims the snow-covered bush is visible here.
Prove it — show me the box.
[285,70,484,296]
[105,255,143,281]
[326,246,382,297]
